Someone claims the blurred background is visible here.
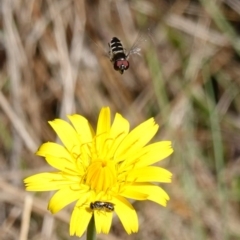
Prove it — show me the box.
[0,0,240,239]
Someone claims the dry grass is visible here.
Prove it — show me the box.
[0,0,240,239]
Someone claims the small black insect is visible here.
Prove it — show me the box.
[90,201,115,212]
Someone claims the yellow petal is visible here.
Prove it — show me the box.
[96,107,111,158]
[115,118,158,160]
[36,142,81,173]
[114,196,138,234]
[44,156,81,175]
[127,166,172,183]
[36,142,71,158]
[147,185,170,206]
[119,141,173,172]
[48,188,87,214]
[24,172,84,192]
[94,211,112,234]
[106,113,130,160]
[48,119,81,155]
[67,114,94,144]
[24,172,71,191]
[134,141,173,168]
[122,183,170,206]
[119,188,149,200]
[70,206,92,237]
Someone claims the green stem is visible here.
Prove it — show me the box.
[86,216,96,240]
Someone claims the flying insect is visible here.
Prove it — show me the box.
[108,30,149,74]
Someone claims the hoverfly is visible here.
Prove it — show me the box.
[90,201,115,212]
[108,30,150,74]
[108,37,129,74]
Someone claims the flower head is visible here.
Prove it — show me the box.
[24,107,173,237]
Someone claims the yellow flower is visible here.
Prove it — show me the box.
[24,107,173,237]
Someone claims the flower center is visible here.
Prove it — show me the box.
[85,159,117,192]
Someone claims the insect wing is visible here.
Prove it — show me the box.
[86,35,110,60]
[127,28,151,58]
[103,202,115,212]
[90,201,104,210]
